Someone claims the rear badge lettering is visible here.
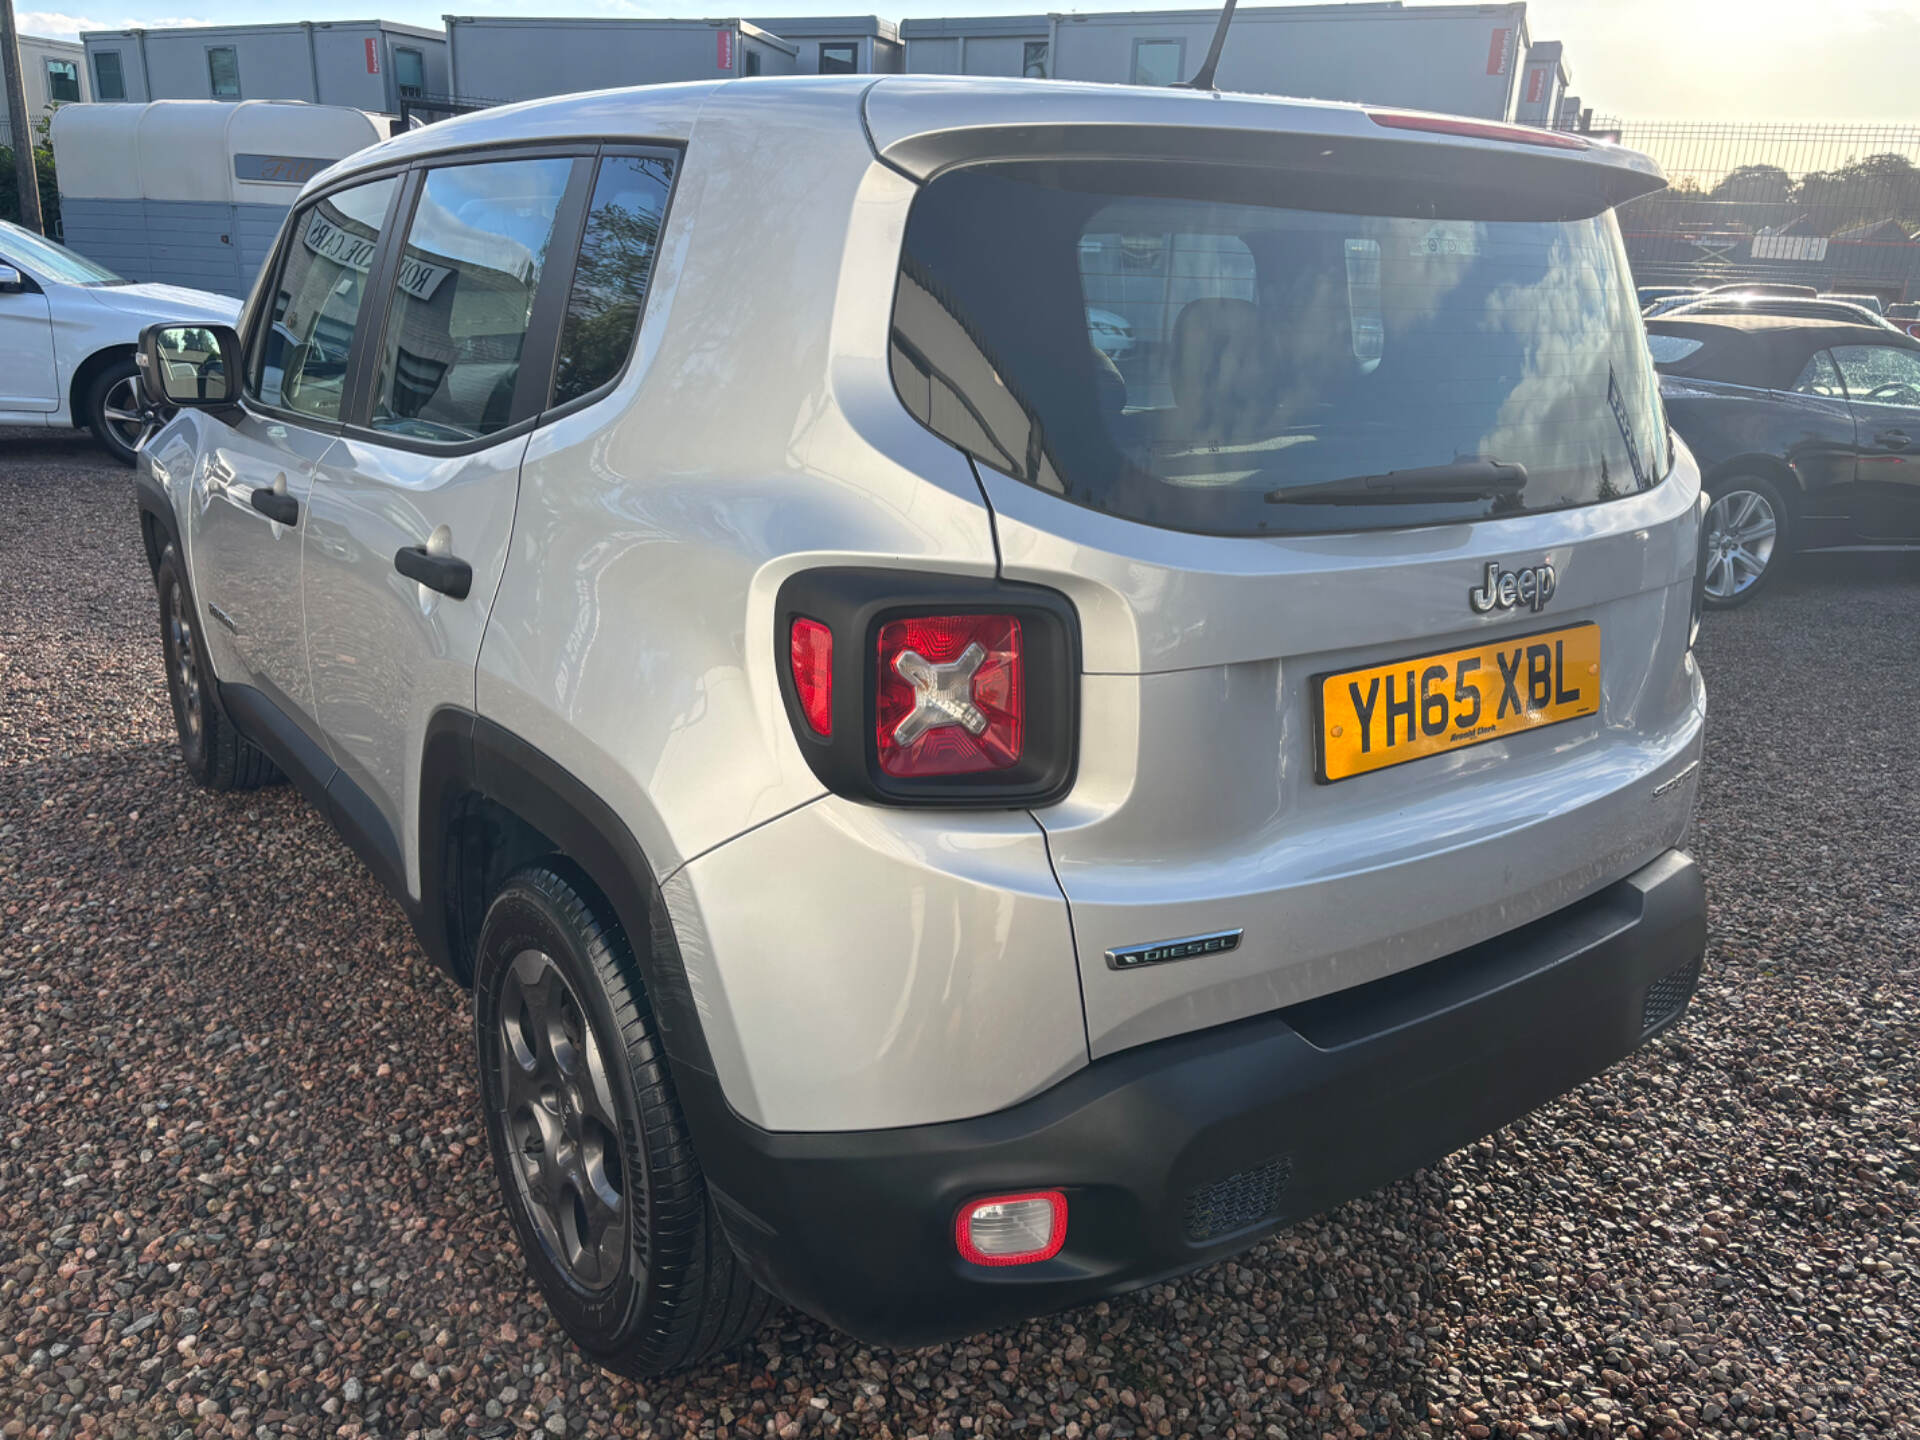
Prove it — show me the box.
[1470,560,1556,614]
[1107,929,1243,971]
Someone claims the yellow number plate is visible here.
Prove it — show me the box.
[1317,623,1601,782]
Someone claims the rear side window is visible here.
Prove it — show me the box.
[252,176,399,421]
[365,157,574,444]
[891,161,1671,536]
[551,154,675,407]
[1792,350,1843,398]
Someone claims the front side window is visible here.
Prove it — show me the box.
[1023,40,1048,78]
[819,42,857,74]
[891,161,1670,536]
[552,155,675,407]
[93,49,124,100]
[1831,344,1920,409]
[394,47,426,98]
[207,46,240,98]
[1791,350,1843,398]
[366,157,573,444]
[45,59,80,103]
[251,176,398,420]
[1131,38,1183,86]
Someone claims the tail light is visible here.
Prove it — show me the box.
[775,570,1078,807]
[789,618,834,736]
[955,1190,1067,1266]
[875,614,1023,777]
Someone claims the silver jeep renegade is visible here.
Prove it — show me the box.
[132,75,1709,1373]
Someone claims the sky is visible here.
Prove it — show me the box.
[16,0,1920,124]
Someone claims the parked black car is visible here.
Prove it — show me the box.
[1648,315,1920,606]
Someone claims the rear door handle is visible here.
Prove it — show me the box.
[248,487,299,525]
[394,545,472,600]
[1874,429,1912,450]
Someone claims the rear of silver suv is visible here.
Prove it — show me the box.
[133,76,1707,1373]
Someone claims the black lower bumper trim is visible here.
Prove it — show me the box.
[678,850,1707,1349]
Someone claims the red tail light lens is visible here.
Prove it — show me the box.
[789,617,833,736]
[875,614,1023,777]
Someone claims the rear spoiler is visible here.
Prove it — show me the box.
[864,79,1667,214]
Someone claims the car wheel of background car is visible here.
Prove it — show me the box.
[1702,475,1789,609]
[86,357,159,466]
[474,862,775,1376]
[155,546,281,790]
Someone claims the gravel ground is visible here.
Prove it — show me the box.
[1,429,1915,1440]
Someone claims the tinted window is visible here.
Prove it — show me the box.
[395,47,425,98]
[819,42,857,73]
[45,59,80,103]
[366,158,573,444]
[1792,350,1843,398]
[551,155,674,407]
[1832,344,1920,409]
[1132,39,1183,86]
[93,50,124,100]
[207,46,239,98]
[892,162,1669,536]
[252,177,398,420]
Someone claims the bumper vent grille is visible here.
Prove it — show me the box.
[1642,956,1702,1033]
[1184,1156,1292,1243]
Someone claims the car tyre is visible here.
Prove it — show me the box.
[474,862,775,1376]
[155,545,281,790]
[1701,474,1790,609]
[86,356,158,467]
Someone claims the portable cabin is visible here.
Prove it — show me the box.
[444,17,799,105]
[52,101,387,297]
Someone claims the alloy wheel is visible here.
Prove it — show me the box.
[495,949,629,1291]
[1702,488,1777,601]
[101,374,156,454]
[164,583,203,744]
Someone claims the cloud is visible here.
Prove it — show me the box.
[16,10,213,39]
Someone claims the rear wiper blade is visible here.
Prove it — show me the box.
[1266,458,1529,505]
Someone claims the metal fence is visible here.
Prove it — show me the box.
[1592,119,1920,300]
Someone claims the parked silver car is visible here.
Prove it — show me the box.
[132,76,1710,1373]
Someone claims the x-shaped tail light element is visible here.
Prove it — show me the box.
[890,642,989,746]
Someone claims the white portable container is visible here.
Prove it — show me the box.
[53,100,386,297]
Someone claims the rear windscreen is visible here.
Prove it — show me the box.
[890,161,1670,536]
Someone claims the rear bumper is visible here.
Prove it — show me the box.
[680,849,1706,1349]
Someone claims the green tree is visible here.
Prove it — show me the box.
[0,112,62,233]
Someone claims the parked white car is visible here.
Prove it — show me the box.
[0,220,241,463]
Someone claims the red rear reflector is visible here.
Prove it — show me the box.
[1367,110,1590,151]
[789,617,833,736]
[875,614,1023,777]
[955,1190,1067,1266]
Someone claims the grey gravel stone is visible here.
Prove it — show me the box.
[0,432,1914,1439]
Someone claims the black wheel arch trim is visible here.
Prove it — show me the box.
[416,710,720,1083]
[134,469,181,580]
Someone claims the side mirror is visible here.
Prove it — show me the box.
[0,265,23,292]
[137,322,243,409]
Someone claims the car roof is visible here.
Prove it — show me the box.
[308,74,1666,205]
[1646,314,1919,388]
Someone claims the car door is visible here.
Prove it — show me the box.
[187,173,406,739]
[1831,342,1920,539]
[301,152,590,885]
[0,262,58,412]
